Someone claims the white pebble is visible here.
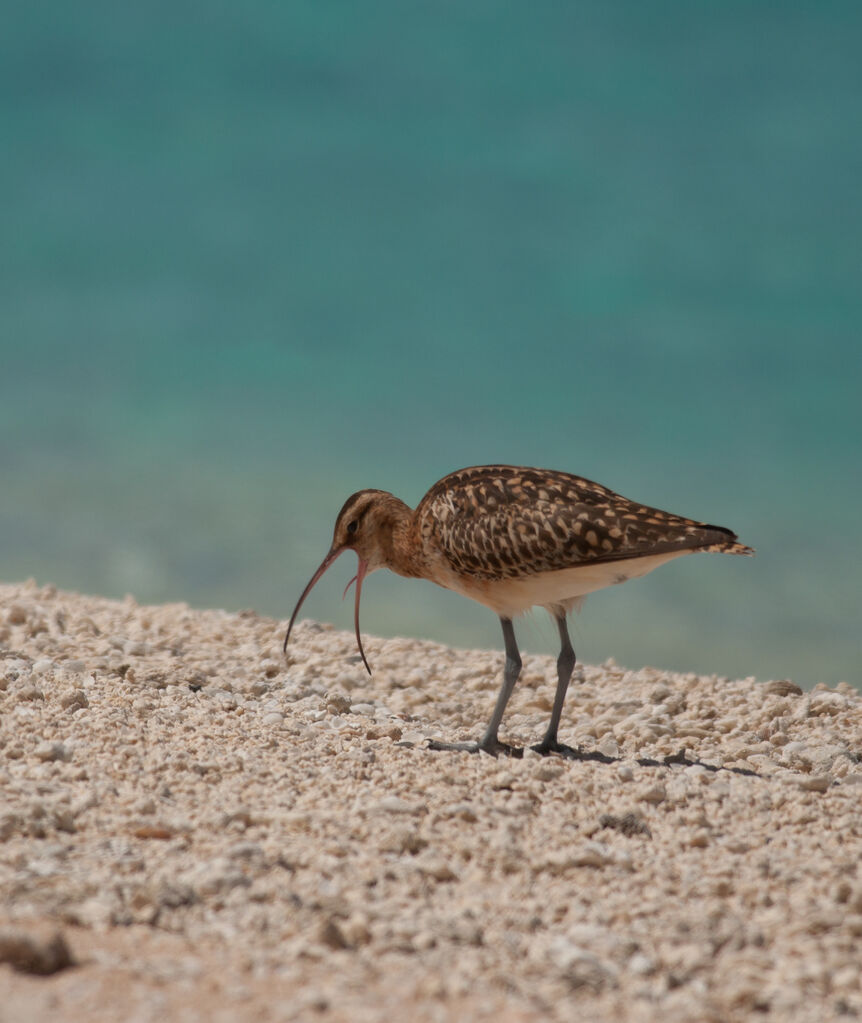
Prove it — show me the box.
[798,775,831,793]
[639,783,666,804]
[628,953,656,975]
[599,735,620,758]
[377,796,422,815]
[34,741,71,763]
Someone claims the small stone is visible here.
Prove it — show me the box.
[34,741,71,762]
[66,897,115,928]
[133,825,175,840]
[156,881,197,909]
[598,735,620,758]
[60,689,89,711]
[808,693,847,716]
[832,880,853,904]
[412,929,437,952]
[545,844,613,872]
[534,762,565,782]
[419,858,459,882]
[599,812,651,838]
[639,783,666,805]
[181,858,251,897]
[341,916,372,947]
[318,919,349,950]
[0,927,75,975]
[617,764,634,782]
[376,796,422,815]
[262,712,285,727]
[325,693,351,715]
[5,605,28,625]
[798,774,830,793]
[32,659,55,675]
[369,724,402,741]
[53,809,77,834]
[628,953,656,975]
[379,827,427,854]
[447,803,478,822]
[570,843,614,868]
[0,813,24,841]
[724,839,750,853]
[833,965,861,991]
[448,917,483,947]
[228,841,265,861]
[547,939,618,991]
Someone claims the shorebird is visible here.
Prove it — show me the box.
[284,465,753,757]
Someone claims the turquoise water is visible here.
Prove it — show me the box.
[2,3,860,687]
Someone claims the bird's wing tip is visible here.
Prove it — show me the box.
[728,542,756,557]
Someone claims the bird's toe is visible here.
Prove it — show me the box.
[530,739,579,759]
[428,737,524,758]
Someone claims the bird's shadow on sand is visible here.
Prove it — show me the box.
[550,744,760,778]
[416,741,760,778]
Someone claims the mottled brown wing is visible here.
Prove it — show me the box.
[414,465,747,581]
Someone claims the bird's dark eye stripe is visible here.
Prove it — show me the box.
[345,503,372,534]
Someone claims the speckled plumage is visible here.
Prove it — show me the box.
[412,465,751,581]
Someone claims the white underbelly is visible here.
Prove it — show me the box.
[440,551,691,618]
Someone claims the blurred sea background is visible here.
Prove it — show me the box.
[2,2,860,687]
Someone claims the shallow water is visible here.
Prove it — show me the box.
[2,2,860,685]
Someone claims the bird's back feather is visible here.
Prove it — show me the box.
[413,465,753,582]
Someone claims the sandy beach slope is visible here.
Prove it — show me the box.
[1,579,861,1022]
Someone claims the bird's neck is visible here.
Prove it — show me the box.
[378,498,425,578]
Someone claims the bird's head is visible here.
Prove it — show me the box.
[329,489,406,572]
[283,489,410,674]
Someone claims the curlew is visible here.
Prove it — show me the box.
[284,465,754,757]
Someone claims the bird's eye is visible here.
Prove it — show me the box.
[346,520,358,535]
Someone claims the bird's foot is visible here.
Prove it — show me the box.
[428,738,524,759]
[530,738,580,759]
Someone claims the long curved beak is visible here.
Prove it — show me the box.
[351,557,371,675]
[283,547,373,675]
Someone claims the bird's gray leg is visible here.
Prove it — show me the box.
[476,617,522,754]
[531,614,576,755]
[428,617,523,757]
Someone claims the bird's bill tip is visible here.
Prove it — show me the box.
[352,557,372,675]
[283,545,346,655]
